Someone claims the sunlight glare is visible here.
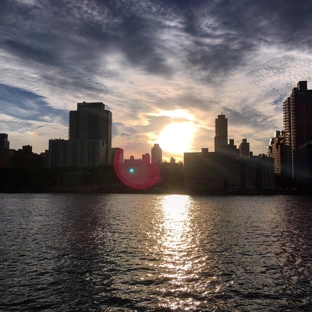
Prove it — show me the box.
[158,122,196,154]
[159,195,191,254]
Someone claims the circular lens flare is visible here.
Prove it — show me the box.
[114,151,161,189]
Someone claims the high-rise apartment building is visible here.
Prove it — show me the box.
[0,133,10,159]
[239,139,250,158]
[267,131,288,176]
[283,81,312,179]
[214,115,228,152]
[0,133,10,157]
[0,133,10,168]
[48,102,112,168]
[151,144,162,164]
[69,102,112,164]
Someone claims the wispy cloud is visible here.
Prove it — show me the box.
[1,0,312,158]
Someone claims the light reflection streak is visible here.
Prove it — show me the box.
[144,195,230,310]
[153,195,204,310]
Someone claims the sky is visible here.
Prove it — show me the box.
[1,0,312,162]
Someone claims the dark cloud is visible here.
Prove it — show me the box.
[243,0,312,46]
[112,121,146,139]
[215,0,312,52]
[2,0,312,85]
[222,106,279,131]
[4,39,62,67]
[119,16,171,75]
[149,0,312,82]
[1,0,312,154]
[0,83,68,124]
[0,0,177,104]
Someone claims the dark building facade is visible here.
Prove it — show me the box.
[112,147,124,164]
[0,133,10,159]
[267,130,289,177]
[294,143,312,188]
[49,102,112,168]
[214,115,228,153]
[184,115,273,193]
[184,149,274,193]
[239,139,250,158]
[151,144,162,164]
[283,81,312,183]
[69,102,112,164]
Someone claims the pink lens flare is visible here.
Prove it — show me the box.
[113,152,161,189]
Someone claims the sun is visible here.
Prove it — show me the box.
[158,122,196,154]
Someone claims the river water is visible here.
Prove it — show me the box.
[1,194,312,311]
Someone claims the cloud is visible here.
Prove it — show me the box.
[1,0,312,158]
[4,39,62,67]
[0,83,68,124]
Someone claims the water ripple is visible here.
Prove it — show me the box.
[1,194,312,311]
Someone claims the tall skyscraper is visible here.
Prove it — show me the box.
[0,133,10,159]
[239,139,250,158]
[49,102,112,168]
[151,144,162,164]
[283,81,312,178]
[228,139,239,156]
[69,102,112,164]
[267,131,287,176]
[0,134,9,168]
[214,115,228,152]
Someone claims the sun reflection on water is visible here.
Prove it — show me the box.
[153,195,205,310]
[159,195,192,260]
[143,195,232,310]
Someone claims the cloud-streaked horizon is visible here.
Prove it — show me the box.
[1,0,312,161]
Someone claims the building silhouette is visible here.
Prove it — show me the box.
[151,144,162,164]
[228,139,239,156]
[267,131,288,176]
[266,81,312,188]
[112,148,124,164]
[284,82,312,150]
[48,102,112,168]
[283,81,312,185]
[239,139,250,158]
[10,145,45,170]
[142,153,150,164]
[0,133,10,167]
[214,115,228,152]
[184,115,274,193]
[0,133,9,159]
[69,102,112,164]
[48,139,69,168]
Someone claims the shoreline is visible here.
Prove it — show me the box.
[1,187,310,196]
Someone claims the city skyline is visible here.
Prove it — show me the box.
[3,81,310,162]
[1,1,312,162]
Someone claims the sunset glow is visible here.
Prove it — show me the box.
[2,1,312,156]
[158,122,196,155]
